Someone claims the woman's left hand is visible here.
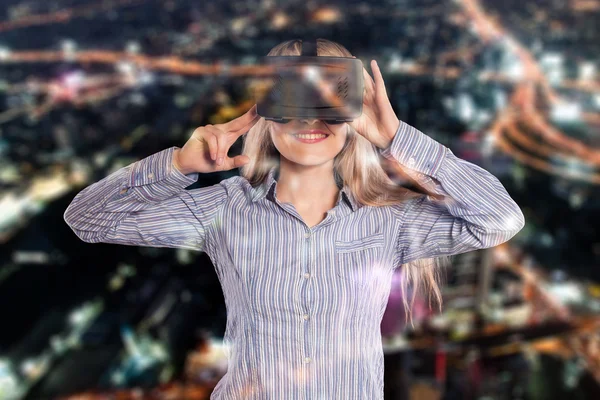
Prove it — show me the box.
[347,60,400,150]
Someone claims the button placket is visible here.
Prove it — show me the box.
[301,229,312,369]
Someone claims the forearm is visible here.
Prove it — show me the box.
[381,120,525,239]
[64,146,199,242]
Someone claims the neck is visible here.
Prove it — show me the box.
[275,158,340,209]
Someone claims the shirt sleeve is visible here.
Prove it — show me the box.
[379,120,525,266]
[63,146,228,252]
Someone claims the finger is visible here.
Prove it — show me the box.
[225,104,258,132]
[203,126,220,161]
[371,59,388,97]
[230,113,260,137]
[203,125,221,161]
[213,128,229,167]
[350,98,373,125]
[363,67,376,95]
[224,154,250,170]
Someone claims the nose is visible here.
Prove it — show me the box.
[300,119,319,125]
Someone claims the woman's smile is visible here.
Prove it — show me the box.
[291,129,331,144]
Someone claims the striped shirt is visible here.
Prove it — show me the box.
[64,120,525,399]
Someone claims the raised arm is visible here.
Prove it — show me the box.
[380,120,525,265]
[64,146,228,252]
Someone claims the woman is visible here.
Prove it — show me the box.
[64,39,525,399]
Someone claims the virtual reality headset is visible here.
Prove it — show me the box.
[253,39,364,125]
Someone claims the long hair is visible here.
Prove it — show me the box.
[240,38,451,327]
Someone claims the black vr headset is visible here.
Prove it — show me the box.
[254,39,364,125]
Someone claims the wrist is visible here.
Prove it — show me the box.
[378,119,400,150]
[172,149,195,175]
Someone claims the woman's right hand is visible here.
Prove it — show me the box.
[173,104,259,174]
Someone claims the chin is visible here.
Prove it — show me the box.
[280,154,336,167]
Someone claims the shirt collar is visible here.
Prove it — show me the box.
[250,166,358,211]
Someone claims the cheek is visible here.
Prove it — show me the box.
[331,127,348,149]
[270,128,290,151]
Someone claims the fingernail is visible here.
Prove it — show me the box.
[217,157,223,165]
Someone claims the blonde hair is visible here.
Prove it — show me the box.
[240,38,450,327]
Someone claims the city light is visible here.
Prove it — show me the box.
[0,0,599,398]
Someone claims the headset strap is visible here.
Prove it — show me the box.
[300,39,317,56]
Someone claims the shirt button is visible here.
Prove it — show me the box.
[304,357,311,363]
[148,172,154,179]
[407,157,416,167]
[304,232,311,238]
[303,314,309,320]
[304,272,311,278]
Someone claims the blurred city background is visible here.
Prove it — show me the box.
[0,0,599,399]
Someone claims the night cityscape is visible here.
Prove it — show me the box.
[1,0,600,399]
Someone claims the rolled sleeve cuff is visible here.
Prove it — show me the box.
[129,146,199,201]
[378,119,447,178]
